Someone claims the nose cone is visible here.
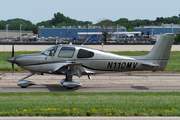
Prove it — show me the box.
[6,57,15,63]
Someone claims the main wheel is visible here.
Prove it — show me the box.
[21,86,27,88]
[66,87,73,89]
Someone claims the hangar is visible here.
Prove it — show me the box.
[38,26,127,38]
[134,24,180,36]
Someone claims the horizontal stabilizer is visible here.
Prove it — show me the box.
[141,63,160,67]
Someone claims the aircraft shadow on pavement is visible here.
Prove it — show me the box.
[131,86,149,90]
[42,84,79,92]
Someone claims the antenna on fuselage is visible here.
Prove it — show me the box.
[82,36,90,46]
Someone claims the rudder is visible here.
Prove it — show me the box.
[144,33,175,60]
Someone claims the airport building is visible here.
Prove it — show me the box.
[38,26,127,38]
[134,24,180,36]
[1,24,180,42]
[39,24,180,40]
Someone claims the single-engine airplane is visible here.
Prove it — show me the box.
[6,33,175,89]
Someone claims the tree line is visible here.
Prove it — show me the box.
[0,18,38,34]
[0,12,180,34]
[97,15,180,31]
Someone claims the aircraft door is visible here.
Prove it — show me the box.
[56,47,76,61]
[38,56,53,72]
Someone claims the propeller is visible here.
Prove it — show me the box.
[12,42,14,57]
[12,41,15,74]
[12,62,14,74]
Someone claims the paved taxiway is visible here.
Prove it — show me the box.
[1,84,180,92]
[0,72,180,92]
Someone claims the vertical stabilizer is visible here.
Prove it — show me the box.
[144,33,175,60]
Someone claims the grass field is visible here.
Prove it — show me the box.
[0,92,180,116]
[0,51,180,72]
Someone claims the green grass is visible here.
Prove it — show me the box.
[0,92,180,116]
[0,51,180,72]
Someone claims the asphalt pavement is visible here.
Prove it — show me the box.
[1,72,180,92]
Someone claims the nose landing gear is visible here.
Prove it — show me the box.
[17,73,36,88]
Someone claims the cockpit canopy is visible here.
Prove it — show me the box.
[41,45,95,58]
[41,46,58,56]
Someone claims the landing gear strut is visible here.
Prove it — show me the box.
[17,73,36,88]
[60,74,82,89]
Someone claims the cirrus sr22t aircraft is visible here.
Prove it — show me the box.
[6,33,175,89]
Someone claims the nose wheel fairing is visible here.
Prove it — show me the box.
[17,80,36,88]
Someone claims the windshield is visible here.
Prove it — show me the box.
[41,46,58,56]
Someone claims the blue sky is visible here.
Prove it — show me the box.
[1,0,180,24]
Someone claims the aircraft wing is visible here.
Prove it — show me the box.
[53,63,87,78]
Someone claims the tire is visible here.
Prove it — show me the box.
[21,86,27,88]
[66,87,73,89]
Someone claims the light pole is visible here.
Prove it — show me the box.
[117,24,118,40]
[6,24,9,40]
[20,24,23,42]
[151,23,153,36]
[88,24,90,35]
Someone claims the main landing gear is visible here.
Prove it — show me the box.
[60,74,82,89]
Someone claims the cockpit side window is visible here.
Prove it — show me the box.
[58,47,75,58]
[77,49,94,58]
[41,46,58,56]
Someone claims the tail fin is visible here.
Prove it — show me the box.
[139,33,175,70]
[144,33,175,60]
